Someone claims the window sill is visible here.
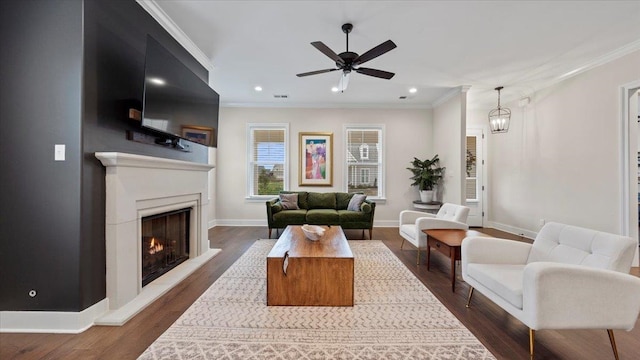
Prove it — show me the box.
[246,196,278,202]
[368,198,386,204]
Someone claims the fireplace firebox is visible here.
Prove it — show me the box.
[141,208,190,287]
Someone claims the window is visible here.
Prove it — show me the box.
[247,124,288,198]
[345,125,384,198]
[466,135,478,201]
[359,144,369,160]
[360,168,370,184]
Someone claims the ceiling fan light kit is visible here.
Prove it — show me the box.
[297,23,397,92]
[489,86,511,134]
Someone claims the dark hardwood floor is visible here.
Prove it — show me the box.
[1,226,639,359]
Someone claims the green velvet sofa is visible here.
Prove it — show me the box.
[266,191,376,239]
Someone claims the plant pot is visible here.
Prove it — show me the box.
[419,190,434,203]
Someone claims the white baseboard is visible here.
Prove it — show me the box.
[373,220,398,227]
[215,219,268,226]
[484,221,537,240]
[0,298,109,334]
[208,219,217,229]
[211,219,399,227]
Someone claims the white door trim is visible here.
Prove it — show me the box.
[620,80,640,266]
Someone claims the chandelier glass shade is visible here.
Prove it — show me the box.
[488,86,511,133]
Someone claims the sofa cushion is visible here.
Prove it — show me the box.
[279,193,299,210]
[307,192,336,209]
[467,263,525,309]
[306,209,339,225]
[347,194,367,211]
[338,210,369,223]
[272,209,307,225]
[280,191,308,209]
[527,222,637,272]
[336,192,355,210]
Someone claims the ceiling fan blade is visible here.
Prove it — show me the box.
[296,68,339,77]
[355,67,395,79]
[353,40,397,65]
[338,72,350,92]
[311,41,345,65]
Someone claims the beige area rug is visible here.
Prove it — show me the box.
[139,240,495,359]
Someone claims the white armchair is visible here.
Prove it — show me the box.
[462,222,640,359]
[399,203,470,264]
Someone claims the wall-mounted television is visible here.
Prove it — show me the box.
[142,36,219,147]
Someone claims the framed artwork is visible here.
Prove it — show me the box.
[182,126,214,146]
[299,132,333,186]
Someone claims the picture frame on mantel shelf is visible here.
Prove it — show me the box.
[299,132,333,186]
[182,125,214,146]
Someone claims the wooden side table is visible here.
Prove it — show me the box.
[412,200,442,214]
[422,229,488,292]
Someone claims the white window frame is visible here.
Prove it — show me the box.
[246,123,289,200]
[343,124,385,200]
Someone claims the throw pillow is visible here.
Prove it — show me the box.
[279,193,299,210]
[347,194,367,211]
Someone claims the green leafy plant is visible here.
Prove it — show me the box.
[407,155,445,191]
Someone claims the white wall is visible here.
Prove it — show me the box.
[477,50,640,235]
[433,89,468,204]
[215,107,433,226]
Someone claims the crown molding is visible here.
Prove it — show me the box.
[220,102,433,110]
[431,85,472,108]
[556,39,640,82]
[136,0,213,72]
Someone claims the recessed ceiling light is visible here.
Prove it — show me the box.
[254,86,263,92]
[331,87,339,92]
[409,87,417,93]
[148,77,166,86]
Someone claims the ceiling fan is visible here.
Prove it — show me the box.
[296,23,397,92]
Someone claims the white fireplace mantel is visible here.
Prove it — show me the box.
[95,152,214,171]
[94,152,219,326]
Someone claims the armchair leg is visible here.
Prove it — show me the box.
[400,238,405,249]
[465,287,474,308]
[369,228,372,240]
[607,329,619,360]
[362,229,365,239]
[529,328,535,359]
[416,247,420,265]
[268,228,272,239]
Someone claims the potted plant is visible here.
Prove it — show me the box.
[407,155,445,202]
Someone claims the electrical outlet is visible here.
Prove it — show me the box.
[54,144,65,161]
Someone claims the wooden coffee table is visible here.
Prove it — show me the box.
[422,229,488,292]
[267,225,354,306]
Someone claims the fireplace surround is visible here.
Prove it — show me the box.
[95,152,218,325]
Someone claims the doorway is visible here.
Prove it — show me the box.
[466,128,485,227]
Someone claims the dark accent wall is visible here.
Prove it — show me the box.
[1,0,212,312]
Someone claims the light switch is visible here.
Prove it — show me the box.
[54,144,65,161]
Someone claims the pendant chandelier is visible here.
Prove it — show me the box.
[488,86,511,134]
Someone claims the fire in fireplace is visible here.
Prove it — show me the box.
[141,208,190,287]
